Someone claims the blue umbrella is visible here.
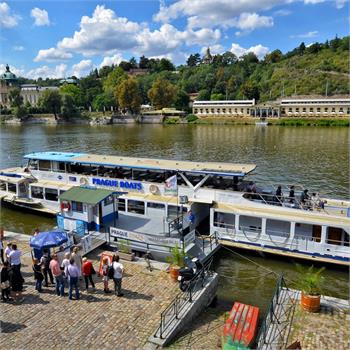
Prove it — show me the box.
[30,230,68,250]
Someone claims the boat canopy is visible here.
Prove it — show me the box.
[59,187,117,205]
[24,151,256,177]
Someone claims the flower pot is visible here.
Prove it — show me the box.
[300,292,321,312]
[169,265,180,281]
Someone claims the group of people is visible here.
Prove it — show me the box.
[0,234,125,303]
[0,239,25,303]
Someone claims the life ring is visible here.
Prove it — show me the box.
[80,177,88,185]
[61,201,71,211]
[149,184,159,195]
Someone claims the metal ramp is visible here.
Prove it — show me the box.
[186,232,221,263]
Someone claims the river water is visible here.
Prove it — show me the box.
[0,124,349,309]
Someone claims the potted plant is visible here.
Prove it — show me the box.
[117,239,135,261]
[295,264,325,312]
[167,245,186,281]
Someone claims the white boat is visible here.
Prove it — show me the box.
[0,151,349,265]
[256,117,268,126]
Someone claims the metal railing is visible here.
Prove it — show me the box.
[256,274,295,350]
[196,231,219,253]
[155,258,214,340]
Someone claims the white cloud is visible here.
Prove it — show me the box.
[34,47,73,62]
[303,0,325,4]
[31,7,50,26]
[290,30,318,38]
[0,2,21,28]
[13,45,24,51]
[100,54,124,68]
[230,43,269,59]
[274,9,292,16]
[234,12,273,36]
[26,64,67,79]
[71,59,93,77]
[57,5,141,56]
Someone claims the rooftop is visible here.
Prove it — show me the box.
[59,186,116,205]
[24,151,256,176]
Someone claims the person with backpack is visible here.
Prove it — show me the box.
[32,258,44,293]
[111,254,124,297]
[40,249,54,287]
[82,257,95,291]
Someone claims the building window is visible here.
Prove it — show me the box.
[288,108,292,112]
[324,108,327,112]
[127,200,145,215]
[347,108,350,114]
[205,109,209,113]
[302,108,306,112]
[339,108,343,113]
[211,108,214,113]
[72,201,83,213]
[194,109,198,113]
[104,195,114,206]
[222,108,226,113]
[295,108,299,112]
[234,108,238,113]
[241,108,244,113]
[317,108,321,112]
[310,108,314,112]
[118,199,125,211]
[31,186,43,199]
[199,109,203,113]
[331,108,335,112]
[45,188,58,201]
[8,183,17,193]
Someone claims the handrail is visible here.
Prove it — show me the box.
[155,258,214,340]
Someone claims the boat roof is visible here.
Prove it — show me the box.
[59,186,116,205]
[24,152,256,177]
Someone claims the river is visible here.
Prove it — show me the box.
[0,124,349,308]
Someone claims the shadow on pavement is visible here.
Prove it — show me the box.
[0,321,27,333]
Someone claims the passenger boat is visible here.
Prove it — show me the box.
[0,151,349,265]
[222,302,259,349]
[255,116,268,126]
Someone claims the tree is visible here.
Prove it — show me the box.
[174,90,190,111]
[9,88,23,108]
[148,78,176,109]
[159,58,175,72]
[39,89,61,118]
[264,49,283,63]
[116,78,142,114]
[241,52,259,64]
[119,61,132,71]
[92,92,116,111]
[210,93,225,100]
[186,53,201,67]
[129,57,138,69]
[59,84,84,107]
[221,51,237,66]
[197,89,210,100]
[139,55,150,69]
[240,81,260,100]
[99,65,114,78]
[103,67,127,94]
[61,93,78,118]
[298,42,306,55]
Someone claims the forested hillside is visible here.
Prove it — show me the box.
[11,36,350,117]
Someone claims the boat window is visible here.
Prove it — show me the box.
[147,202,165,209]
[0,181,6,190]
[239,216,261,232]
[213,211,235,229]
[118,199,126,211]
[38,160,51,171]
[45,188,58,202]
[104,195,114,206]
[8,183,16,193]
[168,205,187,218]
[52,161,65,172]
[295,223,313,238]
[128,200,145,215]
[31,186,44,199]
[59,190,66,196]
[28,159,38,170]
[327,227,343,245]
[72,201,83,213]
[266,219,290,236]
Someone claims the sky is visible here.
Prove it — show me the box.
[0,0,349,79]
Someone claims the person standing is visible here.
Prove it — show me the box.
[8,244,22,272]
[49,254,65,296]
[1,261,11,302]
[112,255,124,297]
[56,246,65,267]
[275,185,283,202]
[9,263,24,303]
[289,186,295,203]
[40,249,54,287]
[0,229,4,264]
[61,252,70,287]
[101,257,111,293]
[67,258,80,300]
[71,247,82,278]
[32,258,44,293]
[82,257,95,291]
[5,242,12,262]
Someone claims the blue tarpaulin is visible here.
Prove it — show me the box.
[30,230,68,250]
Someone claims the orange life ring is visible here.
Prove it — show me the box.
[61,202,71,211]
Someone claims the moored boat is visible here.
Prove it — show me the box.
[222,302,260,349]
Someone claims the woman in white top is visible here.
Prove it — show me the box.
[61,252,70,286]
[71,247,82,277]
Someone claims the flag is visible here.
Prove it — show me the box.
[164,175,178,195]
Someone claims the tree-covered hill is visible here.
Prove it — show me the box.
[12,36,350,116]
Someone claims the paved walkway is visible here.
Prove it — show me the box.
[288,295,350,349]
[0,238,178,349]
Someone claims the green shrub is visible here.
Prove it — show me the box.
[186,114,198,123]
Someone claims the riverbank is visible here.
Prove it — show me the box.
[1,113,349,126]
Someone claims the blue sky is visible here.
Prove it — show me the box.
[0,0,348,79]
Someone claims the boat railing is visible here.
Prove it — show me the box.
[154,258,214,340]
[256,274,295,350]
[195,230,219,253]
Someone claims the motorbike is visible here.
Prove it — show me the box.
[178,266,194,291]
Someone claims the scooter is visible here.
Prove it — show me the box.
[178,266,194,291]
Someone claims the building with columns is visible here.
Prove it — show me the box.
[192,96,350,118]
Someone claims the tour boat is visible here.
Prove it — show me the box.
[0,151,349,265]
[222,302,259,349]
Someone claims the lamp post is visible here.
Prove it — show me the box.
[179,195,189,251]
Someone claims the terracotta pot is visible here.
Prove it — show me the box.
[300,292,321,312]
[169,265,180,281]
